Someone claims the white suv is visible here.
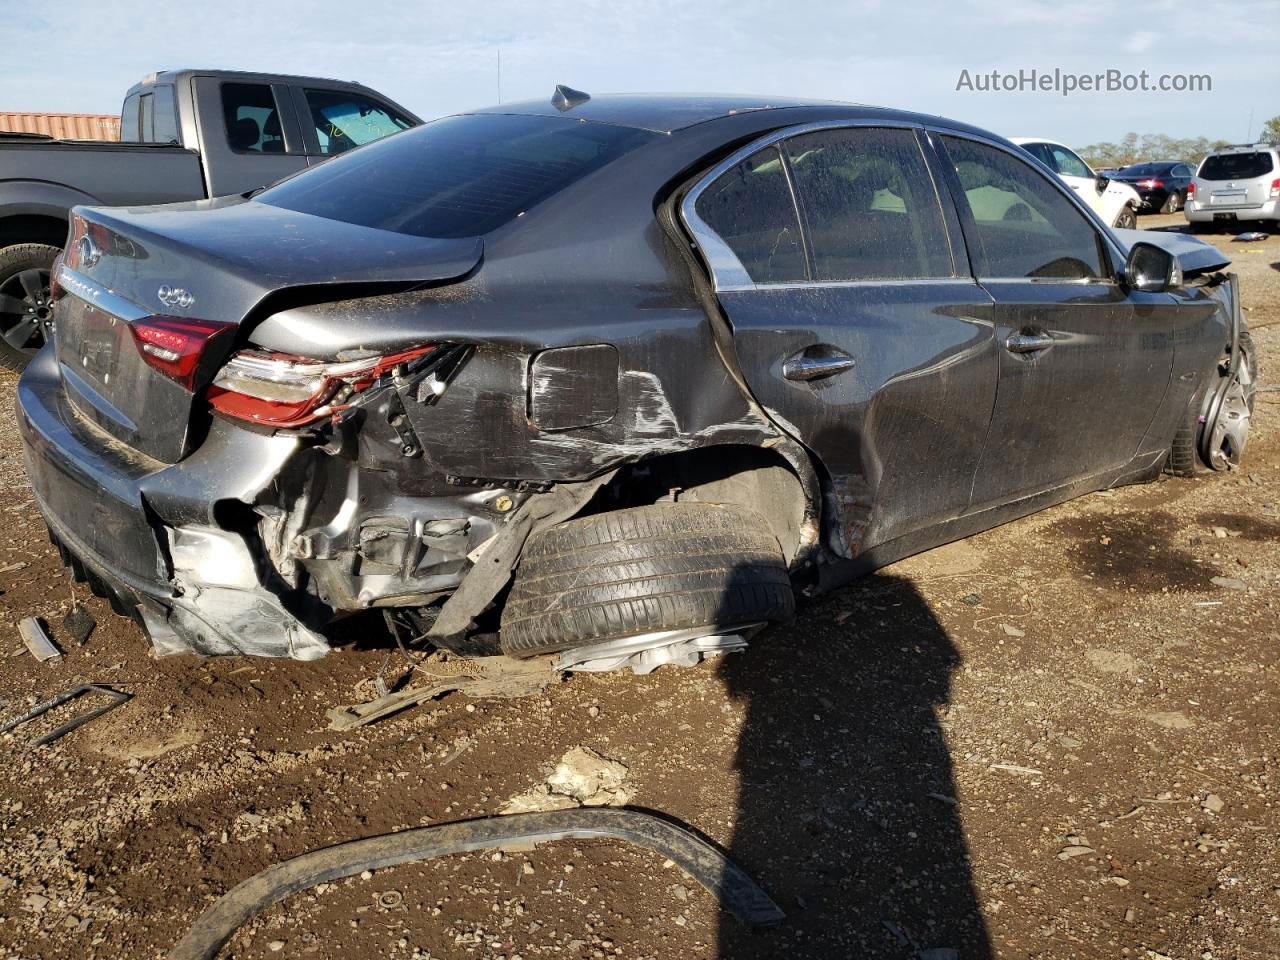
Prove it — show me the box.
[1185,143,1280,232]
[1011,138,1141,229]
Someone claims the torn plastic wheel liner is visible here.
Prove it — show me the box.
[166,807,784,959]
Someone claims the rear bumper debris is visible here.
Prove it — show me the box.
[166,808,785,960]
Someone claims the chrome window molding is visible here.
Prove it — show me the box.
[716,276,982,294]
[680,118,969,293]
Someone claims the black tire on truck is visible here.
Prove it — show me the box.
[500,502,795,658]
[1166,331,1257,476]
[0,243,60,373]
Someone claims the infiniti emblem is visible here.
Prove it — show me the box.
[76,234,101,269]
[158,285,195,309]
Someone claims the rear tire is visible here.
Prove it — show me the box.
[1113,205,1138,230]
[500,502,795,657]
[0,243,59,373]
[1166,331,1257,476]
[1160,191,1182,214]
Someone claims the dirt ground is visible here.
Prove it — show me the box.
[0,213,1277,960]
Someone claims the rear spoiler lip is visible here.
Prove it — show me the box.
[1110,226,1231,276]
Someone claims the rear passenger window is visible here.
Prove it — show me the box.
[221,83,285,154]
[943,136,1104,280]
[783,127,953,280]
[151,85,179,144]
[694,146,806,283]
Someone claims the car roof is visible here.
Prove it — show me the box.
[126,68,378,97]
[466,93,854,134]
[464,91,1002,140]
[1009,137,1068,147]
[1208,143,1279,155]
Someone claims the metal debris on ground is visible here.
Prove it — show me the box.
[0,684,131,747]
[165,807,785,960]
[327,657,556,731]
[1232,232,1268,241]
[62,603,96,645]
[18,618,61,662]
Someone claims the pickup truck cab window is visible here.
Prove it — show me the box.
[942,135,1103,280]
[221,82,286,154]
[120,93,141,141]
[150,85,179,144]
[782,127,954,281]
[692,146,807,284]
[303,89,413,155]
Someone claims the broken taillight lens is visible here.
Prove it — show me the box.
[129,317,235,391]
[208,345,435,428]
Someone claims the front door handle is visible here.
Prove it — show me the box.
[782,347,856,382]
[1004,332,1055,354]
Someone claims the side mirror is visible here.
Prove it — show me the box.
[1124,242,1182,292]
[1095,174,1110,193]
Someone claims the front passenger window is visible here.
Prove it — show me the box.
[943,136,1105,280]
[304,89,413,155]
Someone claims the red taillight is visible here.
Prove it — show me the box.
[1270,178,1280,198]
[1187,182,1195,196]
[129,317,234,391]
[48,255,65,301]
[208,345,435,427]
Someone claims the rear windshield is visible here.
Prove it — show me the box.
[1198,152,1275,181]
[257,113,655,238]
[1119,163,1175,176]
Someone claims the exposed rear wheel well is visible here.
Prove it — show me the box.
[585,446,812,565]
[0,214,69,249]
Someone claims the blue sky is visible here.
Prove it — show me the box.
[2,0,1276,146]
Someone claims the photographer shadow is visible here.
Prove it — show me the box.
[716,571,992,958]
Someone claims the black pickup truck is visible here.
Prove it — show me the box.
[0,68,420,369]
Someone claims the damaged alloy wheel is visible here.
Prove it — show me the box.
[499,502,795,659]
[1167,331,1257,476]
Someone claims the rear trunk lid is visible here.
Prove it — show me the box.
[54,199,481,463]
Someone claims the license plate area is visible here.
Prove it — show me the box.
[1213,212,1238,222]
[53,290,195,464]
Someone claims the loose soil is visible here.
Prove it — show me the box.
[0,214,1277,959]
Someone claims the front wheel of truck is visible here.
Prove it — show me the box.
[499,502,795,658]
[0,243,59,373]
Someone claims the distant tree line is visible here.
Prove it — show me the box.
[1078,114,1280,169]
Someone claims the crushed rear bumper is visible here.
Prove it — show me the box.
[17,344,331,659]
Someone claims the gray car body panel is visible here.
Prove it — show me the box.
[16,96,1242,660]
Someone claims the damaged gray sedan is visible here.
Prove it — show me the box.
[18,90,1256,672]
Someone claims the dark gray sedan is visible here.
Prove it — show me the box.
[18,90,1256,673]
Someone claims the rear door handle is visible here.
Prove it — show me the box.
[782,347,856,382]
[1004,332,1055,354]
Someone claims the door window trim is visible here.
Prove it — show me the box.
[680,119,967,292]
[928,128,1124,285]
